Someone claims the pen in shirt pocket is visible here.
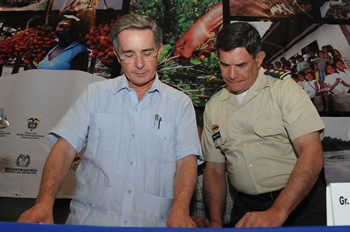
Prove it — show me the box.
[154,114,159,126]
[154,114,162,129]
[158,117,162,129]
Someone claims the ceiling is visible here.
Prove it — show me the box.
[260,19,320,64]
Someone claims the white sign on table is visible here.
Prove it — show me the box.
[327,182,350,226]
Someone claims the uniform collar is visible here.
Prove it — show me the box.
[249,68,270,93]
[240,68,269,106]
[216,67,269,102]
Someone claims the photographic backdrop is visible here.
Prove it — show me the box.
[0,0,349,198]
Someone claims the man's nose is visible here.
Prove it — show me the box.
[134,56,145,68]
[228,66,237,78]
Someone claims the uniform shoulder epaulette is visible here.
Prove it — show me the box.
[264,69,291,80]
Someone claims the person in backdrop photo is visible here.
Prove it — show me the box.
[296,54,308,73]
[304,71,320,99]
[323,63,344,94]
[18,14,201,228]
[313,50,331,82]
[25,15,89,71]
[335,59,350,93]
[297,71,306,89]
[202,22,326,228]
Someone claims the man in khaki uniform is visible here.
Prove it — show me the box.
[202,22,326,228]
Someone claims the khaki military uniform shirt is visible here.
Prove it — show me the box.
[202,68,325,195]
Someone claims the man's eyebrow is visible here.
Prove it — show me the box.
[142,48,155,52]
[120,48,155,54]
[219,60,247,66]
[220,60,229,66]
[236,62,248,66]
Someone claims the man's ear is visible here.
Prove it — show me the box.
[215,49,220,59]
[114,50,121,63]
[157,44,163,58]
[256,51,266,67]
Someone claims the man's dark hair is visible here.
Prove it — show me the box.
[216,22,261,58]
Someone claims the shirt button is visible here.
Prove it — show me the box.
[131,134,135,138]
[128,189,132,194]
[240,127,244,131]
[243,143,247,146]
[123,220,128,225]
[249,163,253,168]
[130,161,133,165]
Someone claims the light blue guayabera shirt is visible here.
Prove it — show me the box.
[49,74,201,227]
[38,41,87,70]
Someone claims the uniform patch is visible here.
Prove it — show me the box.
[212,124,219,131]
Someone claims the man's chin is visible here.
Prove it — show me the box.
[127,75,156,87]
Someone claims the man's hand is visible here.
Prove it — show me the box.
[191,216,209,228]
[234,207,287,228]
[208,220,223,228]
[166,204,196,228]
[17,202,54,224]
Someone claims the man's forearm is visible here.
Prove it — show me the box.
[17,138,77,223]
[166,155,197,227]
[270,132,324,223]
[36,138,77,206]
[271,153,323,217]
[172,155,197,210]
[203,162,226,226]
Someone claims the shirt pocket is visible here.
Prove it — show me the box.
[138,193,172,225]
[73,183,114,210]
[85,113,118,164]
[253,118,285,137]
[144,121,176,198]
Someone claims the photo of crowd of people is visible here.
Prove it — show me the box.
[263,43,350,115]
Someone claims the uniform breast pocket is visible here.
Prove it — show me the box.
[85,113,119,159]
[253,118,285,138]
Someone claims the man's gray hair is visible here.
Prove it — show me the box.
[110,14,162,52]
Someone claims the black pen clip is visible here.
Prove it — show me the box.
[158,117,162,129]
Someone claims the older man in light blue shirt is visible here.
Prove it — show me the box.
[51,73,200,227]
[18,14,201,228]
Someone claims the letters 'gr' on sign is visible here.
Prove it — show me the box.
[327,182,350,226]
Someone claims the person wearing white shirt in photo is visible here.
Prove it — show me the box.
[304,71,320,99]
[335,59,350,93]
[323,64,344,94]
